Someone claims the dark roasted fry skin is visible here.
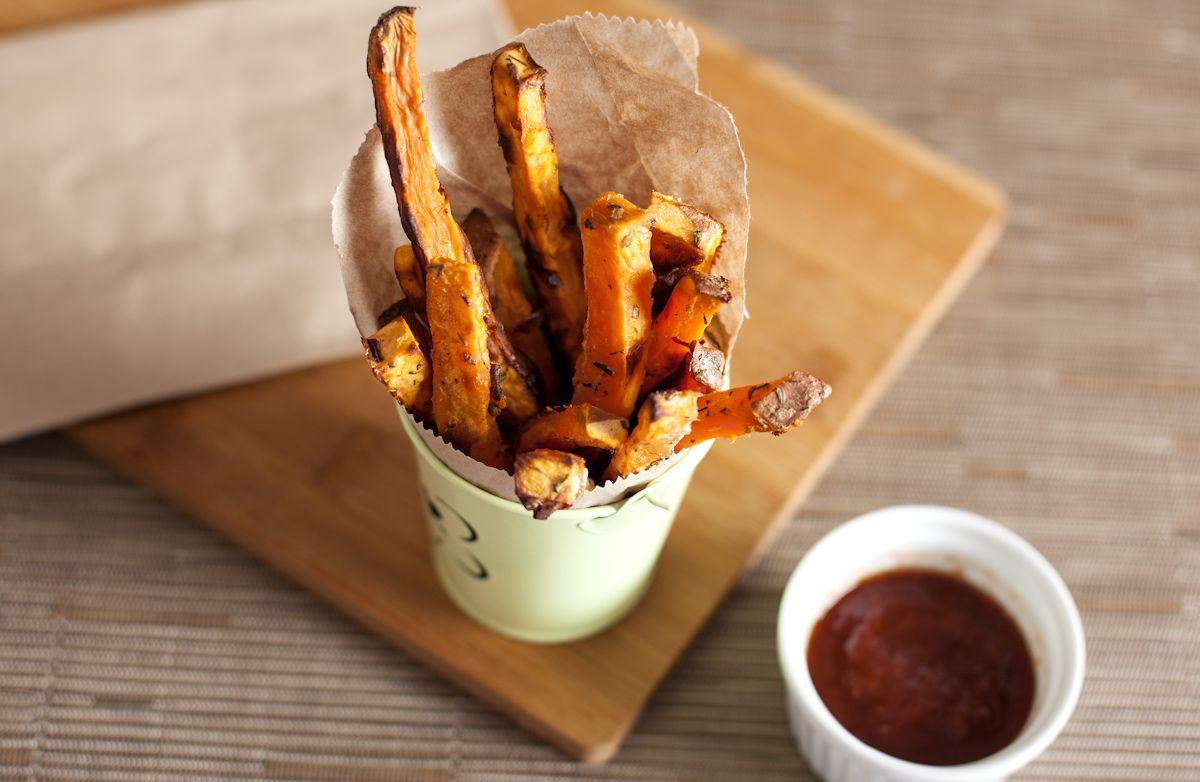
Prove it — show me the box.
[491,43,588,364]
[425,260,509,469]
[676,341,726,393]
[368,8,469,269]
[463,209,563,403]
[514,404,628,454]
[571,193,654,419]
[363,314,433,419]
[605,390,700,481]
[514,449,588,519]
[644,191,725,273]
[641,271,731,393]
[676,372,831,451]
[393,244,426,309]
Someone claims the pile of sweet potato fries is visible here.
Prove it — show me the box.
[363,7,830,518]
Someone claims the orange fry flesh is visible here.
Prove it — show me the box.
[491,43,587,363]
[367,8,469,269]
[514,449,588,520]
[641,270,731,393]
[375,299,430,350]
[463,209,563,403]
[571,193,654,420]
[645,192,725,273]
[676,372,831,451]
[425,260,509,469]
[605,390,700,481]
[393,244,426,309]
[363,314,432,419]
[514,404,628,454]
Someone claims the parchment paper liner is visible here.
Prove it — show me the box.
[333,13,749,505]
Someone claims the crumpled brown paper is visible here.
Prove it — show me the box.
[332,13,749,504]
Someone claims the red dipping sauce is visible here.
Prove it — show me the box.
[807,568,1035,766]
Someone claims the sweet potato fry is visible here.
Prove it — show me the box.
[676,341,726,393]
[491,43,587,363]
[644,191,725,273]
[514,404,628,454]
[463,209,563,402]
[370,8,500,458]
[393,244,425,309]
[370,10,538,444]
[605,390,700,481]
[514,449,588,519]
[641,271,731,393]
[676,372,831,451]
[363,313,432,419]
[571,193,655,419]
[425,260,509,469]
[368,7,469,269]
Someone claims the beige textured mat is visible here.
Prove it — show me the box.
[2,0,1199,779]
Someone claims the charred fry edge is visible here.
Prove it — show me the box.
[605,390,700,481]
[491,42,588,364]
[676,372,831,451]
[514,449,588,519]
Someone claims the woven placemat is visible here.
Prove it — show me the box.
[2,0,1199,779]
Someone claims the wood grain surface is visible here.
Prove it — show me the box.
[43,0,1005,763]
[4,0,1200,780]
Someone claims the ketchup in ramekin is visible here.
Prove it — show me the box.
[807,567,1035,766]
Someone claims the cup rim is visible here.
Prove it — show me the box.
[777,505,1086,779]
[397,407,712,518]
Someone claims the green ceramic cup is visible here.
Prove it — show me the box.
[398,410,713,644]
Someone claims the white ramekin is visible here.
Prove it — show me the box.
[777,505,1085,782]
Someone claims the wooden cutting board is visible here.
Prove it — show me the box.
[41,0,1005,764]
